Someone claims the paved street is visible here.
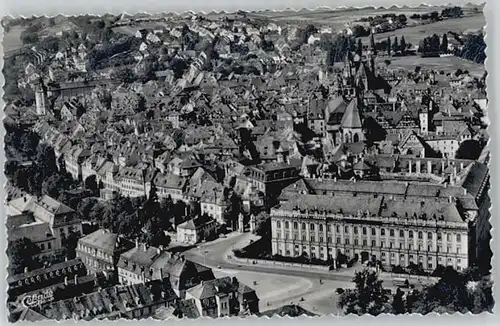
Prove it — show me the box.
[213,268,347,315]
[183,232,436,287]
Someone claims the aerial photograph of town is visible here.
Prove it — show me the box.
[2,2,492,321]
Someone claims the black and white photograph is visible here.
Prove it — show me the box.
[1,0,493,321]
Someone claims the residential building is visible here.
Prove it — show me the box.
[161,254,215,299]
[76,229,134,280]
[7,195,83,250]
[177,216,217,245]
[117,241,172,285]
[7,259,87,300]
[185,277,259,317]
[23,279,178,321]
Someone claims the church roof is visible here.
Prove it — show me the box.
[341,98,362,129]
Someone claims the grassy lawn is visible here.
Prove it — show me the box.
[3,26,26,54]
[379,55,485,77]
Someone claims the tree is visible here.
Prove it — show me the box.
[356,38,363,56]
[111,67,137,84]
[370,33,377,55]
[299,24,317,44]
[42,173,66,198]
[254,211,271,238]
[392,36,399,53]
[430,11,440,21]
[338,270,391,315]
[442,6,463,18]
[441,33,448,53]
[386,37,391,56]
[326,35,353,66]
[460,34,486,64]
[224,192,242,230]
[20,31,39,44]
[400,35,407,53]
[39,36,61,53]
[62,229,81,259]
[397,14,407,25]
[7,237,41,274]
[392,288,406,314]
[170,58,189,79]
[84,175,99,196]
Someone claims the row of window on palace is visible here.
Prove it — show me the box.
[276,248,463,270]
[275,221,463,242]
[274,237,463,254]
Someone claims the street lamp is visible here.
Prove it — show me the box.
[204,250,209,266]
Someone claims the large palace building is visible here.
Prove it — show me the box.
[270,162,489,272]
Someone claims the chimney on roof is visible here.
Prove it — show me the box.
[448,196,453,203]
[74,274,78,285]
[157,247,161,255]
[64,276,68,286]
[143,243,147,251]
[135,238,139,248]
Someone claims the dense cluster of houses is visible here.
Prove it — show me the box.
[5,10,489,321]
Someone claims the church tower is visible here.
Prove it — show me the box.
[35,80,48,116]
[419,101,431,134]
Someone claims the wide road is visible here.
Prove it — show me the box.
[182,232,436,287]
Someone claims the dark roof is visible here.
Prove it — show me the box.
[462,162,489,199]
[259,305,317,318]
[78,229,132,254]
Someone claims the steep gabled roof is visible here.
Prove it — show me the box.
[341,98,362,129]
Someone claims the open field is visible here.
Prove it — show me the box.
[3,26,26,54]
[250,5,483,28]
[360,13,485,47]
[112,22,170,36]
[377,55,485,77]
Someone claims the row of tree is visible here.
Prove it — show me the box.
[419,33,450,56]
[338,266,493,315]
